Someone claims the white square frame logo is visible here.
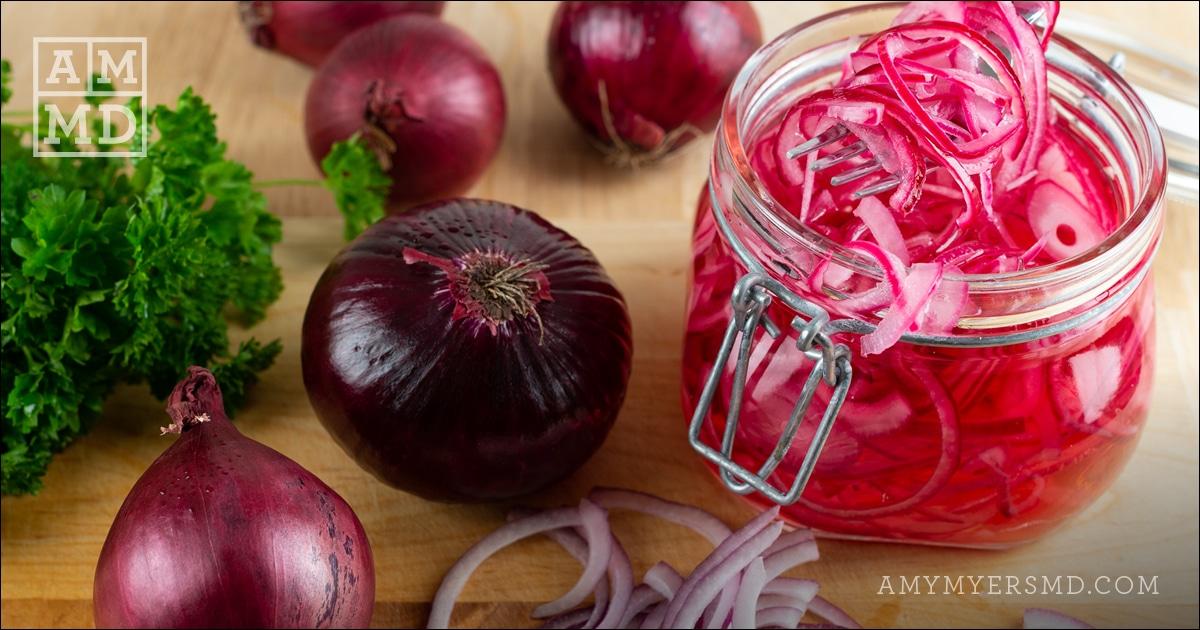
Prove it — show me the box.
[33,37,148,158]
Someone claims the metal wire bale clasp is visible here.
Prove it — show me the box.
[687,271,853,506]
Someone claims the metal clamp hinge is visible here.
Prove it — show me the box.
[687,272,853,506]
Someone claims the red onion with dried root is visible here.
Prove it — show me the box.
[93,367,374,629]
[547,1,762,166]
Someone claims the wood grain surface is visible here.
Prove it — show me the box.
[1,2,1198,628]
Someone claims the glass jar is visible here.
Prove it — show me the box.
[681,3,1167,549]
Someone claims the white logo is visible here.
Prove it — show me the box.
[33,37,147,157]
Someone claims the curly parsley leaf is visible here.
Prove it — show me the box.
[1,59,12,106]
[211,339,283,415]
[321,135,392,240]
[1,81,282,495]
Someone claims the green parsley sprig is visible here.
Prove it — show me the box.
[0,59,390,495]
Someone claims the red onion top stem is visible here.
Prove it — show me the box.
[302,199,632,502]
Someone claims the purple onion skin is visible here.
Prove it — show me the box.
[305,15,506,208]
[94,367,374,629]
[548,1,762,160]
[239,1,446,67]
[301,199,633,502]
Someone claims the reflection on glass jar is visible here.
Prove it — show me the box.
[681,3,1166,548]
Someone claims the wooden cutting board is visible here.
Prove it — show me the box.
[2,2,1197,628]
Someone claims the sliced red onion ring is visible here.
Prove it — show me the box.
[1023,607,1093,629]
[643,562,684,599]
[854,196,911,265]
[757,605,806,629]
[702,573,740,628]
[917,264,968,333]
[588,487,731,544]
[595,538,634,629]
[641,602,669,629]
[1027,181,1106,259]
[764,529,816,555]
[429,489,859,630]
[669,521,785,628]
[541,607,595,629]
[533,500,613,618]
[757,592,811,614]
[764,540,820,581]
[732,557,768,629]
[507,509,611,628]
[616,585,664,629]
[764,577,821,604]
[662,506,781,626]
[798,365,960,519]
[428,507,586,628]
[808,595,863,629]
[859,261,944,355]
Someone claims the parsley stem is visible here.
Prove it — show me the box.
[254,178,324,189]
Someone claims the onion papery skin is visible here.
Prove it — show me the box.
[304,15,506,207]
[547,1,762,165]
[239,1,446,67]
[301,199,633,502]
[93,367,374,629]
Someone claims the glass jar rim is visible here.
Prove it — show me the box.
[716,1,1168,297]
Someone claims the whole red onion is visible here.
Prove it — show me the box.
[547,1,762,165]
[239,1,446,67]
[305,15,506,208]
[301,199,633,502]
[94,367,374,629]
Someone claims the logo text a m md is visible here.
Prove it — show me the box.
[33,37,147,157]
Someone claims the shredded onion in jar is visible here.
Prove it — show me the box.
[752,0,1119,353]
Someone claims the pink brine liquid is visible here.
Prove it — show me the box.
[682,118,1155,548]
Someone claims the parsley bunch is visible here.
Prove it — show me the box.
[0,60,389,494]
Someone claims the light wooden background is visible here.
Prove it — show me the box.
[1,2,1197,628]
